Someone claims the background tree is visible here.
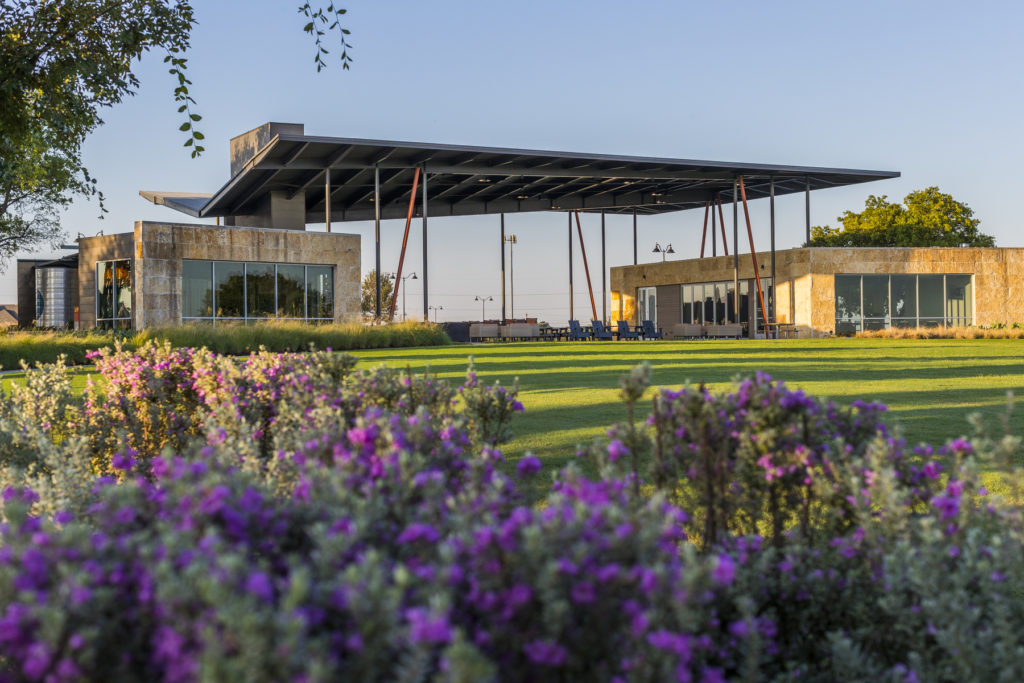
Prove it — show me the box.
[807,187,994,248]
[360,271,394,316]
[0,1,351,268]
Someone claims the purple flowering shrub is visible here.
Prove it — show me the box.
[591,370,941,550]
[74,343,522,478]
[3,355,1024,680]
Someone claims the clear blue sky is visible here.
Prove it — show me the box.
[7,1,1024,323]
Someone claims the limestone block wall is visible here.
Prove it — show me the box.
[807,248,1024,329]
[78,222,359,329]
[610,247,1024,337]
[133,221,360,327]
[78,233,135,329]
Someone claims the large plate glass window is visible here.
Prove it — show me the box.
[96,259,132,329]
[181,261,335,324]
[277,265,305,318]
[890,275,917,328]
[833,273,972,333]
[637,287,656,327]
[182,260,213,318]
[246,263,276,318]
[307,266,334,320]
[945,275,972,327]
[215,262,245,319]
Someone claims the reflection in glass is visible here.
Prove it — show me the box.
[215,262,245,318]
[862,275,889,319]
[182,260,213,317]
[834,275,861,321]
[946,275,972,326]
[891,275,916,322]
[714,283,727,324]
[115,261,132,318]
[918,275,944,321]
[725,281,736,324]
[246,263,276,318]
[307,266,334,319]
[97,262,114,321]
[277,265,305,318]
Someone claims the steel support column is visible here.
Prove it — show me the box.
[568,212,574,321]
[601,210,606,324]
[573,212,598,322]
[388,167,421,321]
[805,177,811,245]
[732,180,739,320]
[632,208,637,265]
[716,195,729,256]
[374,166,381,319]
[739,176,768,331]
[422,168,429,321]
[699,201,710,258]
[712,200,717,256]
[770,177,776,324]
[500,213,507,323]
[325,168,331,233]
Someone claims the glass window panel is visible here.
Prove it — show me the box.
[115,261,132,319]
[714,283,727,324]
[215,262,246,318]
[946,275,972,324]
[864,319,888,331]
[182,260,213,318]
[277,265,305,318]
[246,263,276,318]
[834,275,861,322]
[725,281,736,324]
[919,275,944,319]
[96,262,114,320]
[306,266,334,319]
[681,285,692,324]
[862,275,889,319]
[739,280,750,326]
[891,275,916,321]
[703,285,714,324]
[892,318,918,329]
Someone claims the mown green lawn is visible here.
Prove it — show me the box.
[353,338,1024,475]
[5,338,1023,492]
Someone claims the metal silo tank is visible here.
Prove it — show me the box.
[34,267,76,328]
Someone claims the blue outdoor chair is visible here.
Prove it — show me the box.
[615,320,639,340]
[641,320,664,340]
[591,320,613,341]
[567,319,589,341]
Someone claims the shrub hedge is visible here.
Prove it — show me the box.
[0,321,449,369]
[0,345,1021,680]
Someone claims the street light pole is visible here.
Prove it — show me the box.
[474,295,493,321]
[400,272,417,321]
[428,305,443,323]
[652,242,675,262]
[504,234,517,319]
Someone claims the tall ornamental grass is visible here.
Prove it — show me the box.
[0,321,449,368]
[0,345,1022,680]
[856,324,1024,339]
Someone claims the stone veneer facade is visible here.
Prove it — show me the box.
[79,221,360,328]
[611,247,1024,338]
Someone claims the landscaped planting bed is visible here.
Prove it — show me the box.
[0,320,449,368]
[0,342,1022,680]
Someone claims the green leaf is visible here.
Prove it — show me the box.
[179,122,191,131]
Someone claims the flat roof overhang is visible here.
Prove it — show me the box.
[145,133,899,223]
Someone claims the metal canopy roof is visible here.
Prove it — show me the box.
[147,133,899,223]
